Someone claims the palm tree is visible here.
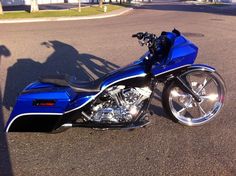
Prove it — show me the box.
[30,0,39,13]
[78,0,81,12]
[99,0,104,8]
[0,0,3,15]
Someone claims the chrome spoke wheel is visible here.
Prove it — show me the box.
[167,70,226,126]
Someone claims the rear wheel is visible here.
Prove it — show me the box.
[162,70,226,126]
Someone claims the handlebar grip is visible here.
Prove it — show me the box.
[132,32,145,40]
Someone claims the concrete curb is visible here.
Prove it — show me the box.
[0,7,133,24]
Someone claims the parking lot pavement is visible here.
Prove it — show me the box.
[0,0,236,175]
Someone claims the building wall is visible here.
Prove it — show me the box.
[1,0,92,6]
[2,0,26,6]
[219,0,236,2]
[199,0,236,2]
[2,0,64,6]
[67,0,91,3]
[2,0,235,6]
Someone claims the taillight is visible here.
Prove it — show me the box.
[33,100,56,107]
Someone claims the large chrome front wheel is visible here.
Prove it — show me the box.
[162,70,226,126]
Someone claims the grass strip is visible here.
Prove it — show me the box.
[0,5,122,19]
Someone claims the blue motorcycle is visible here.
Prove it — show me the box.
[5,29,226,132]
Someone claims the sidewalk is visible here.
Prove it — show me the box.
[0,7,133,24]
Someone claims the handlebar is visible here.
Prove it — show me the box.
[132,32,158,48]
[132,32,146,40]
[132,31,173,61]
[132,32,159,54]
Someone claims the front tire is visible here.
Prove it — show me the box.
[162,70,226,126]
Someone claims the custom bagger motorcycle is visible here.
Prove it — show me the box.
[5,29,226,132]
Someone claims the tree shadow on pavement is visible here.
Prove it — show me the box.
[0,45,13,176]
[135,2,236,16]
[3,40,120,110]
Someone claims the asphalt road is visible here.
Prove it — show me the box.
[0,1,236,175]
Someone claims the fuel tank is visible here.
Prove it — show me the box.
[101,64,147,90]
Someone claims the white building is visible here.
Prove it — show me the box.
[2,0,92,6]
[197,0,236,2]
[221,0,236,2]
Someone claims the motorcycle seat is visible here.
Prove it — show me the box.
[39,75,103,93]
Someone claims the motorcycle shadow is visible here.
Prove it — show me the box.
[3,40,173,123]
[0,45,13,176]
[3,40,119,110]
[150,87,174,122]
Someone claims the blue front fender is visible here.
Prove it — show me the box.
[187,64,216,72]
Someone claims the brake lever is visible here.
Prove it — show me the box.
[138,40,145,46]
[143,37,150,45]
[138,35,151,47]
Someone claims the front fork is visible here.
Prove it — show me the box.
[175,76,202,102]
[173,64,217,103]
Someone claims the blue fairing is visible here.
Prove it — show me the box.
[134,34,198,76]
[152,34,198,76]
[166,34,198,65]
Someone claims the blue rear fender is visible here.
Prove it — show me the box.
[21,81,77,113]
[5,81,78,132]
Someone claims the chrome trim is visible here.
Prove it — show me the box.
[188,65,215,72]
[154,64,191,77]
[62,123,73,127]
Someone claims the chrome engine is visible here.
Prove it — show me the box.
[90,85,152,123]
